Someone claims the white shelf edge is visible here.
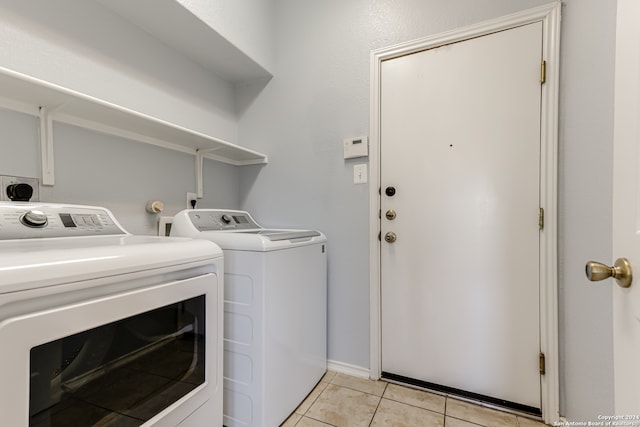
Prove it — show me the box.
[202,152,269,167]
[0,66,268,177]
[54,112,198,156]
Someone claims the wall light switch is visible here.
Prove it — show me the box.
[353,164,368,184]
[344,136,369,159]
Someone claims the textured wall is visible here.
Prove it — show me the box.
[177,0,275,74]
[0,0,618,420]
[0,108,241,235]
[237,0,616,420]
[0,0,246,233]
[0,0,238,141]
[558,0,616,418]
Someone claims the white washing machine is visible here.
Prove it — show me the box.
[0,202,224,427]
[171,209,327,427]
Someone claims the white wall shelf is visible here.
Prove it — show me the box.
[0,66,268,186]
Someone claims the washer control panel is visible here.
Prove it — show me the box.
[188,210,259,231]
[0,203,126,239]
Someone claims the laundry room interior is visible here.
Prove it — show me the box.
[0,0,623,425]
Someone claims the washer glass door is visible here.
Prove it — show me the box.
[0,273,216,427]
[30,295,205,426]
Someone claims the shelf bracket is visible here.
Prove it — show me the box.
[195,146,227,199]
[195,149,205,199]
[39,106,56,186]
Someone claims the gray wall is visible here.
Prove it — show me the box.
[0,109,242,235]
[0,0,239,142]
[0,0,248,235]
[237,0,616,420]
[0,0,618,421]
[558,0,616,417]
[177,0,275,73]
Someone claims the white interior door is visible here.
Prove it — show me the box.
[380,23,543,410]
[610,0,640,413]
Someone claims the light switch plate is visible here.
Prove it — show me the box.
[353,164,368,184]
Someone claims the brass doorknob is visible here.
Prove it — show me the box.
[585,258,632,288]
[385,210,397,220]
[384,232,397,243]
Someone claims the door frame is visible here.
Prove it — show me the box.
[368,2,561,423]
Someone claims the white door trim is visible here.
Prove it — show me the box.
[368,2,561,423]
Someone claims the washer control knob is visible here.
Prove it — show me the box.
[221,214,233,224]
[21,209,48,228]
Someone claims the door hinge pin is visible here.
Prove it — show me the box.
[539,207,544,230]
[539,352,546,375]
[540,60,547,84]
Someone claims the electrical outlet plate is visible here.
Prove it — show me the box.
[0,175,40,201]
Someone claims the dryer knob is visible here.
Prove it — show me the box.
[221,214,232,224]
[21,209,48,228]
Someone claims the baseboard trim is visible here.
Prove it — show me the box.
[327,360,370,379]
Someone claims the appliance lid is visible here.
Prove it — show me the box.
[237,229,321,241]
[0,235,223,293]
[170,209,327,251]
[193,229,326,251]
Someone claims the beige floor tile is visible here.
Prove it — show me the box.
[371,398,445,427]
[296,381,329,415]
[446,399,518,427]
[446,416,484,427]
[322,370,338,383]
[281,413,303,427]
[297,416,335,427]
[517,417,547,427]
[330,372,388,396]
[383,383,446,414]
[306,383,381,427]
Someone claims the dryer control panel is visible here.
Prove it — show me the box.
[0,203,126,239]
[187,210,259,231]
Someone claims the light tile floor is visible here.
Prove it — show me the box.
[282,371,547,427]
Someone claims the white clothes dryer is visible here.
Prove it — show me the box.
[171,209,327,427]
[0,202,224,427]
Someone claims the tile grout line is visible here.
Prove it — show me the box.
[367,381,388,427]
[444,395,448,426]
[446,414,496,427]
[380,395,448,418]
[292,381,333,427]
[287,372,546,427]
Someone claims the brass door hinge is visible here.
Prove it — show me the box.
[539,352,546,375]
[540,60,547,84]
[539,207,544,230]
